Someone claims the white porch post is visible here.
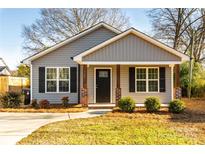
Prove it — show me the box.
[170,65,174,100]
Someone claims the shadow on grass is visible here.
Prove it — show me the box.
[170,108,205,123]
[113,107,205,123]
[88,110,111,115]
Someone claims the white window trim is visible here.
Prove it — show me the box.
[45,67,70,93]
[135,67,159,93]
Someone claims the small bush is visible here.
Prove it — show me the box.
[118,96,135,113]
[31,99,39,109]
[39,99,50,109]
[61,96,69,107]
[144,97,161,112]
[0,92,21,108]
[169,99,185,113]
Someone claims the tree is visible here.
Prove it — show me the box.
[180,61,205,97]
[14,64,30,79]
[183,9,205,63]
[22,8,130,54]
[148,9,205,98]
[148,9,197,50]
[148,8,205,62]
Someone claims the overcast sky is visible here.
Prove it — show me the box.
[0,8,152,70]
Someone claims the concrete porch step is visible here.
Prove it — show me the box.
[88,103,115,109]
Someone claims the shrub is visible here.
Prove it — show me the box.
[39,99,50,109]
[0,92,21,108]
[61,96,69,107]
[169,99,185,113]
[180,61,205,97]
[118,96,135,113]
[144,97,161,112]
[31,99,39,109]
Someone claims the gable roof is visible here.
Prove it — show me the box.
[0,58,11,75]
[22,22,121,64]
[73,28,190,63]
[0,66,6,72]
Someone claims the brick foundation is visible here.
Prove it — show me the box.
[175,87,182,99]
[115,88,121,106]
[80,88,88,107]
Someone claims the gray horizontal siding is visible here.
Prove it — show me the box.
[83,34,181,62]
[86,65,172,104]
[31,27,117,104]
[120,65,172,103]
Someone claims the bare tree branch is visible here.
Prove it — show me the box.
[22,8,130,54]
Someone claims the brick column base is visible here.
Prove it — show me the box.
[80,88,88,107]
[175,87,182,99]
[115,88,121,106]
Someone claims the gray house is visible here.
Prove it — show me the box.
[22,22,189,106]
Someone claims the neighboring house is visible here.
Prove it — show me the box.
[0,58,29,94]
[0,58,11,76]
[22,22,189,106]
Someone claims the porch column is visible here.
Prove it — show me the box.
[174,64,181,99]
[170,65,174,100]
[80,65,88,107]
[115,65,121,106]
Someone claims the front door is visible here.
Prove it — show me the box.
[96,69,111,103]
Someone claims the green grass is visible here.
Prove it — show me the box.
[17,111,200,145]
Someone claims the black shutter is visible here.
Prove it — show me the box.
[70,67,77,93]
[159,67,166,92]
[39,67,45,93]
[129,67,135,92]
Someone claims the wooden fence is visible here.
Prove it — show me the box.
[0,76,29,94]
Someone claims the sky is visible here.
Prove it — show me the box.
[0,8,152,70]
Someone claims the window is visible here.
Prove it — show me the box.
[46,68,57,92]
[46,67,70,93]
[148,68,158,92]
[136,67,159,92]
[99,71,108,78]
[136,68,146,92]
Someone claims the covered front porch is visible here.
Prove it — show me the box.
[79,64,181,107]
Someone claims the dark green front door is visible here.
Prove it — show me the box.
[96,69,111,103]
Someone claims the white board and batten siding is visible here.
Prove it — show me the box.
[83,34,181,62]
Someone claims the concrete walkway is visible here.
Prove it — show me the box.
[0,109,111,145]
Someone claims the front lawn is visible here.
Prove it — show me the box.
[18,99,205,145]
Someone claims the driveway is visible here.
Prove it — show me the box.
[0,109,110,145]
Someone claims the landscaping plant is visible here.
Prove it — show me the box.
[0,92,22,108]
[61,96,69,107]
[144,97,161,112]
[118,96,135,113]
[169,99,185,113]
[31,99,39,109]
[39,99,50,109]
